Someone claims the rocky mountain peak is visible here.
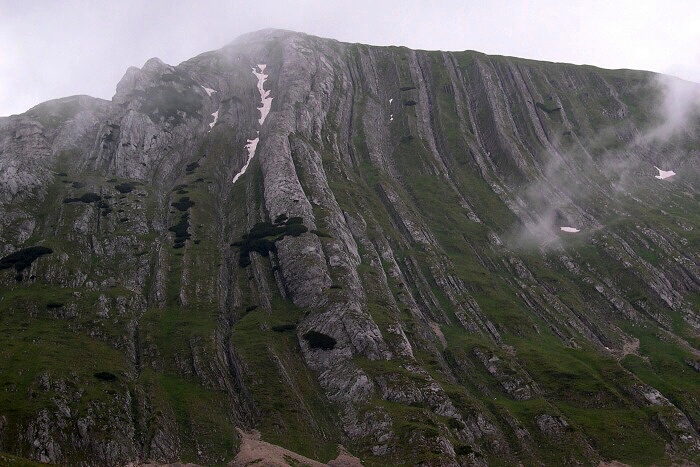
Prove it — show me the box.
[0,30,699,466]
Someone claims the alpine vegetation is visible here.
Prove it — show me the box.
[0,29,699,466]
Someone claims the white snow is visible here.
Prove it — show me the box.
[209,110,219,129]
[389,98,393,104]
[560,227,580,233]
[231,64,273,184]
[252,64,273,125]
[654,166,676,180]
[232,134,259,185]
[390,114,394,121]
[201,86,217,96]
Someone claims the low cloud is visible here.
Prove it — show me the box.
[507,72,700,251]
[640,74,700,143]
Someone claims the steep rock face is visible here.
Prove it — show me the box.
[0,29,699,466]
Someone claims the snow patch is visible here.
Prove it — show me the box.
[390,114,394,121]
[232,64,273,184]
[654,166,676,180]
[389,98,393,104]
[252,64,273,125]
[560,227,580,233]
[201,86,217,96]
[233,134,259,185]
[209,110,219,129]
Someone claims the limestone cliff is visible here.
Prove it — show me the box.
[0,29,699,466]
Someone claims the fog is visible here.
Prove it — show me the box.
[509,73,700,251]
[2,0,700,116]
[643,74,700,142]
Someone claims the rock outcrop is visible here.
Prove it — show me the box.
[0,29,698,466]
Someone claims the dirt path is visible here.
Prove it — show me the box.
[230,429,362,467]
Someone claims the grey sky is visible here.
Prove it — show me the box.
[2,0,700,116]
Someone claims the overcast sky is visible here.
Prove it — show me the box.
[2,0,700,116]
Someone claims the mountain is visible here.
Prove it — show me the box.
[1,28,699,466]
